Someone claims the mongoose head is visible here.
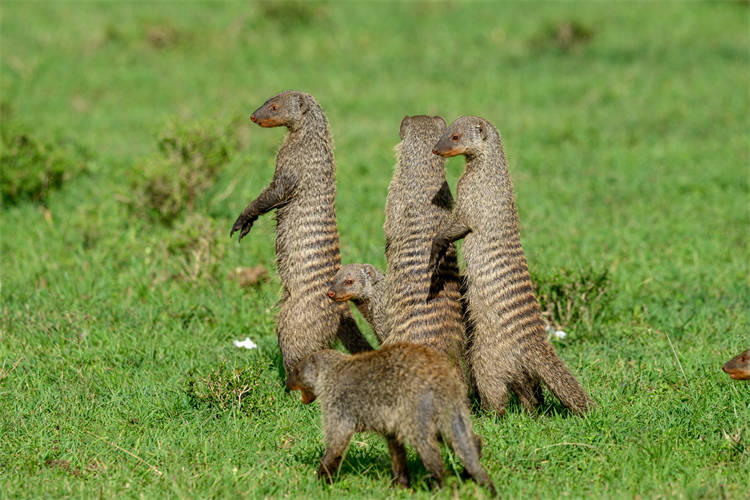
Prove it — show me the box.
[399,115,447,144]
[722,349,750,380]
[250,90,318,130]
[328,264,380,303]
[432,116,498,158]
[286,350,346,404]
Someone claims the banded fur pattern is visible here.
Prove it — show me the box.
[433,115,594,416]
[382,115,465,365]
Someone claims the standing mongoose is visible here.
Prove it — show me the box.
[722,349,750,380]
[381,115,465,365]
[328,263,388,343]
[286,343,496,494]
[231,91,372,375]
[428,116,595,417]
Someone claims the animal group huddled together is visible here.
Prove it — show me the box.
[229,90,597,493]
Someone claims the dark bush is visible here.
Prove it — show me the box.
[0,124,87,205]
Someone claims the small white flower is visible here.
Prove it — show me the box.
[233,337,258,349]
[554,330,567,339]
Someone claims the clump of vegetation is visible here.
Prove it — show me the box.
[256,1,327,27]
[164,213,227,283]
[128,121,234,224]
[529,20,595,52]
[531,266,613,331]
[144,23,183,49]
[186,361,276,415]
[0,124,87,205]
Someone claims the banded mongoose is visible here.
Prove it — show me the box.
[285,343,496,494]
[428,116,595,417]
[328,263,388,343]
[722,349,750,380]
[230,91,372,374]
[381,115,465,365]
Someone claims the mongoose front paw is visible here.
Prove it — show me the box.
[230,215,256,241]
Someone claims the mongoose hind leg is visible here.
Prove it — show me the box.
[473,367,511,417]
[412,435,445,489]
[318,427,354,483]
[510,371,543,415]
[386,436,410,488]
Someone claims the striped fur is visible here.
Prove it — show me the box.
[232,91,372,374]
[382,115,465,366]
[431,116,594,416]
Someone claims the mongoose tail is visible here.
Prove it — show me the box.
[532,342,595,415]
[429,116,593,416]
[442,406,497,495]
[722,349,750,380]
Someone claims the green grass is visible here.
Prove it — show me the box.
[1,1,748,498]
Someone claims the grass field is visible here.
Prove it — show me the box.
[1,1,748,498]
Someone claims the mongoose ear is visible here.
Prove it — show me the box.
[477,121,486,141]
[433,116,447,127]
[297,94,309,114]
[364,264,376,279]
[399,116,410,139]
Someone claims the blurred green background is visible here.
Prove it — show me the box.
[1,1,748,498]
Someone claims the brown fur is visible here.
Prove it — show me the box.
[286,343,495,494]
[722,349,750,380]
[231,91,372,374]
[328,263,388,343]
[429,116,594,417]
[381,115,465,365]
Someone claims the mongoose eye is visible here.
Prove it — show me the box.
[451,134,460,141]
[271,104,279,112]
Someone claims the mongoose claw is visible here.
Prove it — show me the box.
[230,214,256,241]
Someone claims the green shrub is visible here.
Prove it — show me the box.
[128,121,234,224]
[0,124,87,205]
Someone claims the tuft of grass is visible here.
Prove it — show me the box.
[529,20,595,52]
[532,266,613,332]
[0,123,87,205]
[163,213,228,283]
[186,359,278,415]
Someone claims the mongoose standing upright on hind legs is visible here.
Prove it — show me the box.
[328,263,388,343]
[286,343,496,494]
[231,91,372,375]
[381,115,465,365]
[429,116,595,417]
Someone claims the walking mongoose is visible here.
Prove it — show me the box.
[230,91,372,374]
[722,349,750,380]
[328,263,388,343]
[428,116,595,417]
[285,343,496,494]
[381,115,465,365]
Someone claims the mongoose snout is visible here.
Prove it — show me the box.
[722,349,749,380]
